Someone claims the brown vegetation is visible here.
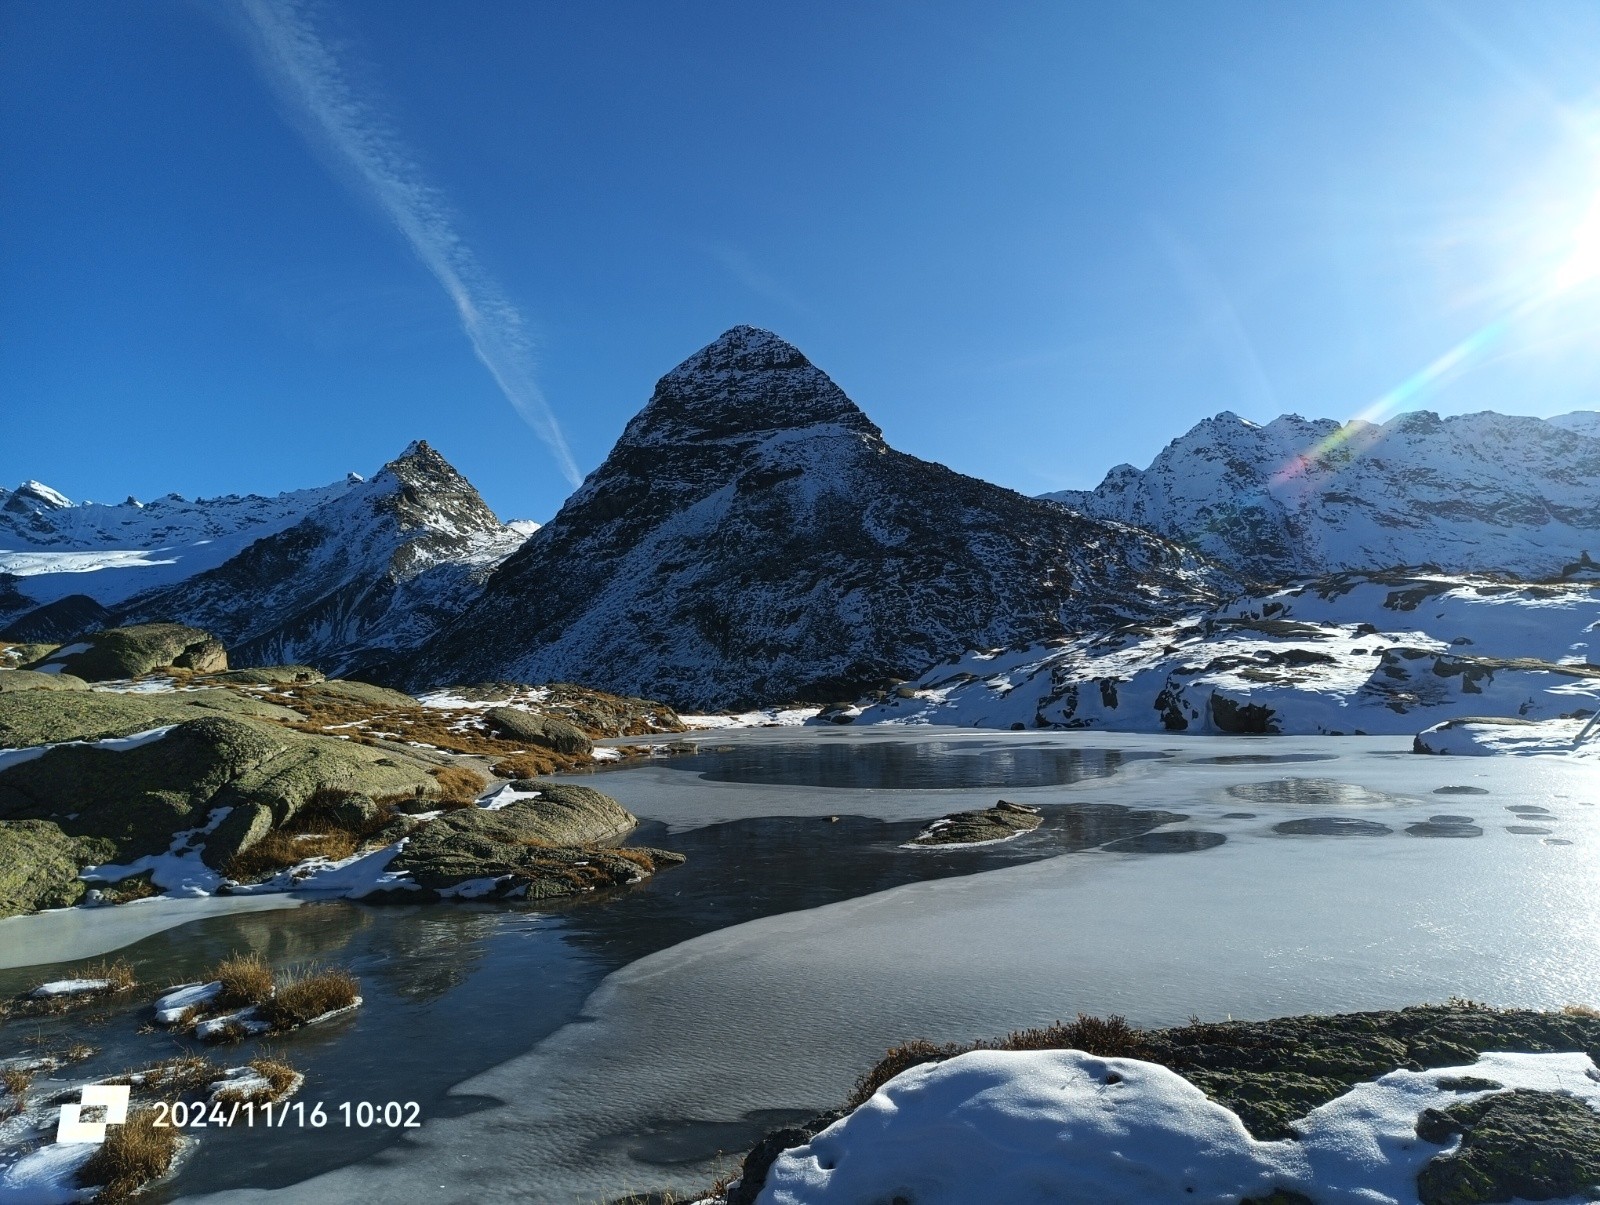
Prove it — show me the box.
[77,1108,180,1202]
[222,788,405,882]
[214,953,275,1009]
[248,1055,300,1100]
[430,765,487,803]
[0,1066,32,1116]
[258,967,359,1030]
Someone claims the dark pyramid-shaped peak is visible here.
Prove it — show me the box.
[621,326,882,447]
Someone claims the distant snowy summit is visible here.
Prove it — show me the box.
[1045,409,1600,582]
[0,442,539,674]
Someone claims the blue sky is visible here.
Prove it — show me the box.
[6,1,1600,523]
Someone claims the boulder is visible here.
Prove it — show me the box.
[385,784,678,900]
[23,622,228,681]
[0,820,116,918]
[0,712,442,865]
[909,800,1043,847]
[0,669,88,693]
[201,801,276,870]
[487,707,593,755]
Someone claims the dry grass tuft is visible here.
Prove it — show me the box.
[0,1067,33,1115]
[214,953,275,1009]
[248,1055,300,1100]
[430,765,487,804]
[1564,1002,1600,1018]
[77,1107,180,1201]
[258,967,359,1030]
[491,751,560,779]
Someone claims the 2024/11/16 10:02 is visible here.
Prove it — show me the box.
[152,1100,423,1129]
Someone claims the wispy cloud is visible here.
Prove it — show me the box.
[232,0,583,487]
[1147,217,1278,420]
[704,242,815,317]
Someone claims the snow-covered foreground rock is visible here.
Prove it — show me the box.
[757,1048,1600,1205]
[856,572,1600,737]
[1046,408,1600,582]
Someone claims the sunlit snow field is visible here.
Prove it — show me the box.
[4,727,1596,1203]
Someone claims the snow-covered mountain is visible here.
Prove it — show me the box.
[1045,410,1600,583]
[110,442,532,676]
[853,571,1600,736]
[408,326,1232,708]
[0,476,355,613]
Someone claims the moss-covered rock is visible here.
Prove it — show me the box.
[0,669,88,693]
[1,642,59,668]
[1416,1089,1600,1204]
[0,717,292,859]
[909,800,1042,846]
[486,706,593,755]
[22,623,227,681]
[0,712,443,866]
[0,688,298,748]
[385,784,682,901]
[0,819,116,918]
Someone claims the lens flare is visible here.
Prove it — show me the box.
[1273,181,1600,488]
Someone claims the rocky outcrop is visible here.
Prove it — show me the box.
[0,593,111,642]
[410,327,1228,708]
[0,820,116,917]
[1416,1089,1600,1204]
[0,687,298,747]
[1046,409,1600,583]
[22,622,227,680]
[383,784,682,901]
[0,669,87,692]
[0,714,440,863]
[485,707,592,755]
[908,801,1042,846]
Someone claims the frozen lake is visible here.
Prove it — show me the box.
[4,727,1595,1203]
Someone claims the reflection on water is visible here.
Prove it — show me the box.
[0,798,1186,1200]
[665,740,1160,789]
[1227,778,1416,808]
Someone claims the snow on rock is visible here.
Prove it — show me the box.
[853,572,1600,737]
[153,981,222,1025]
[1414,715,1600,757]
[681,707,823,730]
[1045,408,1600,582]
[194,1007,272,1042]
[209,1066,303,1104]
[758,1048,1600,1205]
[27,979,113,1000]
[0,1139,96,1204]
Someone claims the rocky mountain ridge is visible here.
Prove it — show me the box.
[1045,409,1600,583]
[408,326,1232,707]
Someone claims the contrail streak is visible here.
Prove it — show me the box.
[233,0,583,487]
